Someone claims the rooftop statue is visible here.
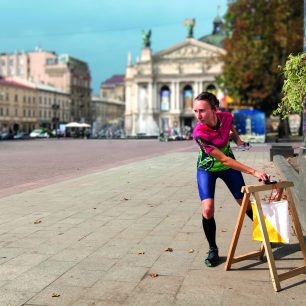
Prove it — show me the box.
[142,30,151,48]
[183,18,196,38]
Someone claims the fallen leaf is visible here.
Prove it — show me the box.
[188,249,195,253]
[221,229,227,232]
[123,198,129,201]
[138,251,145,255]
[149,273,158,278]
[52,293,61,297]
[93,207,97,209]
[164,247,173,252]
[33,220,42,224]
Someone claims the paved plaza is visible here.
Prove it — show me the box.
[0,141,305,305]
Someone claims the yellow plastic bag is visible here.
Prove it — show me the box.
[252,199,290,243]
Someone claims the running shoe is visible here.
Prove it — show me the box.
[204,247,220,267]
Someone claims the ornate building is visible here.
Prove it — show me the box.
[124,19,226,137]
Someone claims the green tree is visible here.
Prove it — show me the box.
[219,0,303,115]
[274,53,306,138]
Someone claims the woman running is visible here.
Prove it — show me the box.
[193,92,269,267]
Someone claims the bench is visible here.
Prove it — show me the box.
[270,145,294,161]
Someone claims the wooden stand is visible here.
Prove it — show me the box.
[225,181,306,292]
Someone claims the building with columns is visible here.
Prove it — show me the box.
[124,25,225,137]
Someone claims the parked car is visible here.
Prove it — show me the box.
[0,131,14,140]
[29,129,50,138]
[13,132,30,140]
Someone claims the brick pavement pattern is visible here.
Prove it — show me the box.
[0,147,305,305]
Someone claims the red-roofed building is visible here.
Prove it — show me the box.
[0,49,91,124]
[0,77,70,133]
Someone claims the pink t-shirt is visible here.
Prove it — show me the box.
[193,112,235,172]
[193,112,233,154]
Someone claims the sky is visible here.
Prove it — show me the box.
[0,0,228,95]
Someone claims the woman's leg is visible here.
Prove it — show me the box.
[220,169,253,220]
[197,170,220,266]
[201,198,217,249]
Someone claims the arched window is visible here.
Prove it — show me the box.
[160,86,170,111]
[183,85,193,109]
[206,84,217,95]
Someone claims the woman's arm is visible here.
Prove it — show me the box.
[209,147,268,181]
[230,125,244,146]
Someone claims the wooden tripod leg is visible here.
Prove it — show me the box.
[224,192,250,271]
[253,192,281,292]
[259,242,265,261]
[286,187,306,264]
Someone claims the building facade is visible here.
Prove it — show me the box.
[124,38,225,136]
[0,77,70,133]
[91,96,125,137]
[100,74,125,102]
[90,74,126,137]
[0,49,91,123]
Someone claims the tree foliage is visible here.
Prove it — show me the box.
[219,0,303,114]
[274,53,306,118]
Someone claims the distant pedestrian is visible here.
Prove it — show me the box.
[193,92,269,267]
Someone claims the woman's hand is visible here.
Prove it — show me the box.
[236,139,245,146]
[253,170,270,182]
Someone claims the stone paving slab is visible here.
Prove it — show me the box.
[0,149,305,305]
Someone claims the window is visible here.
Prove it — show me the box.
[183,85,193,109]
[206,84,217,95]
[46,58,57,65]
[160,86,170,111]
[15,94,18,102]
[15,109,18,116]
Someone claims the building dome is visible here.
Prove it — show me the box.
[198,15,226,48]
